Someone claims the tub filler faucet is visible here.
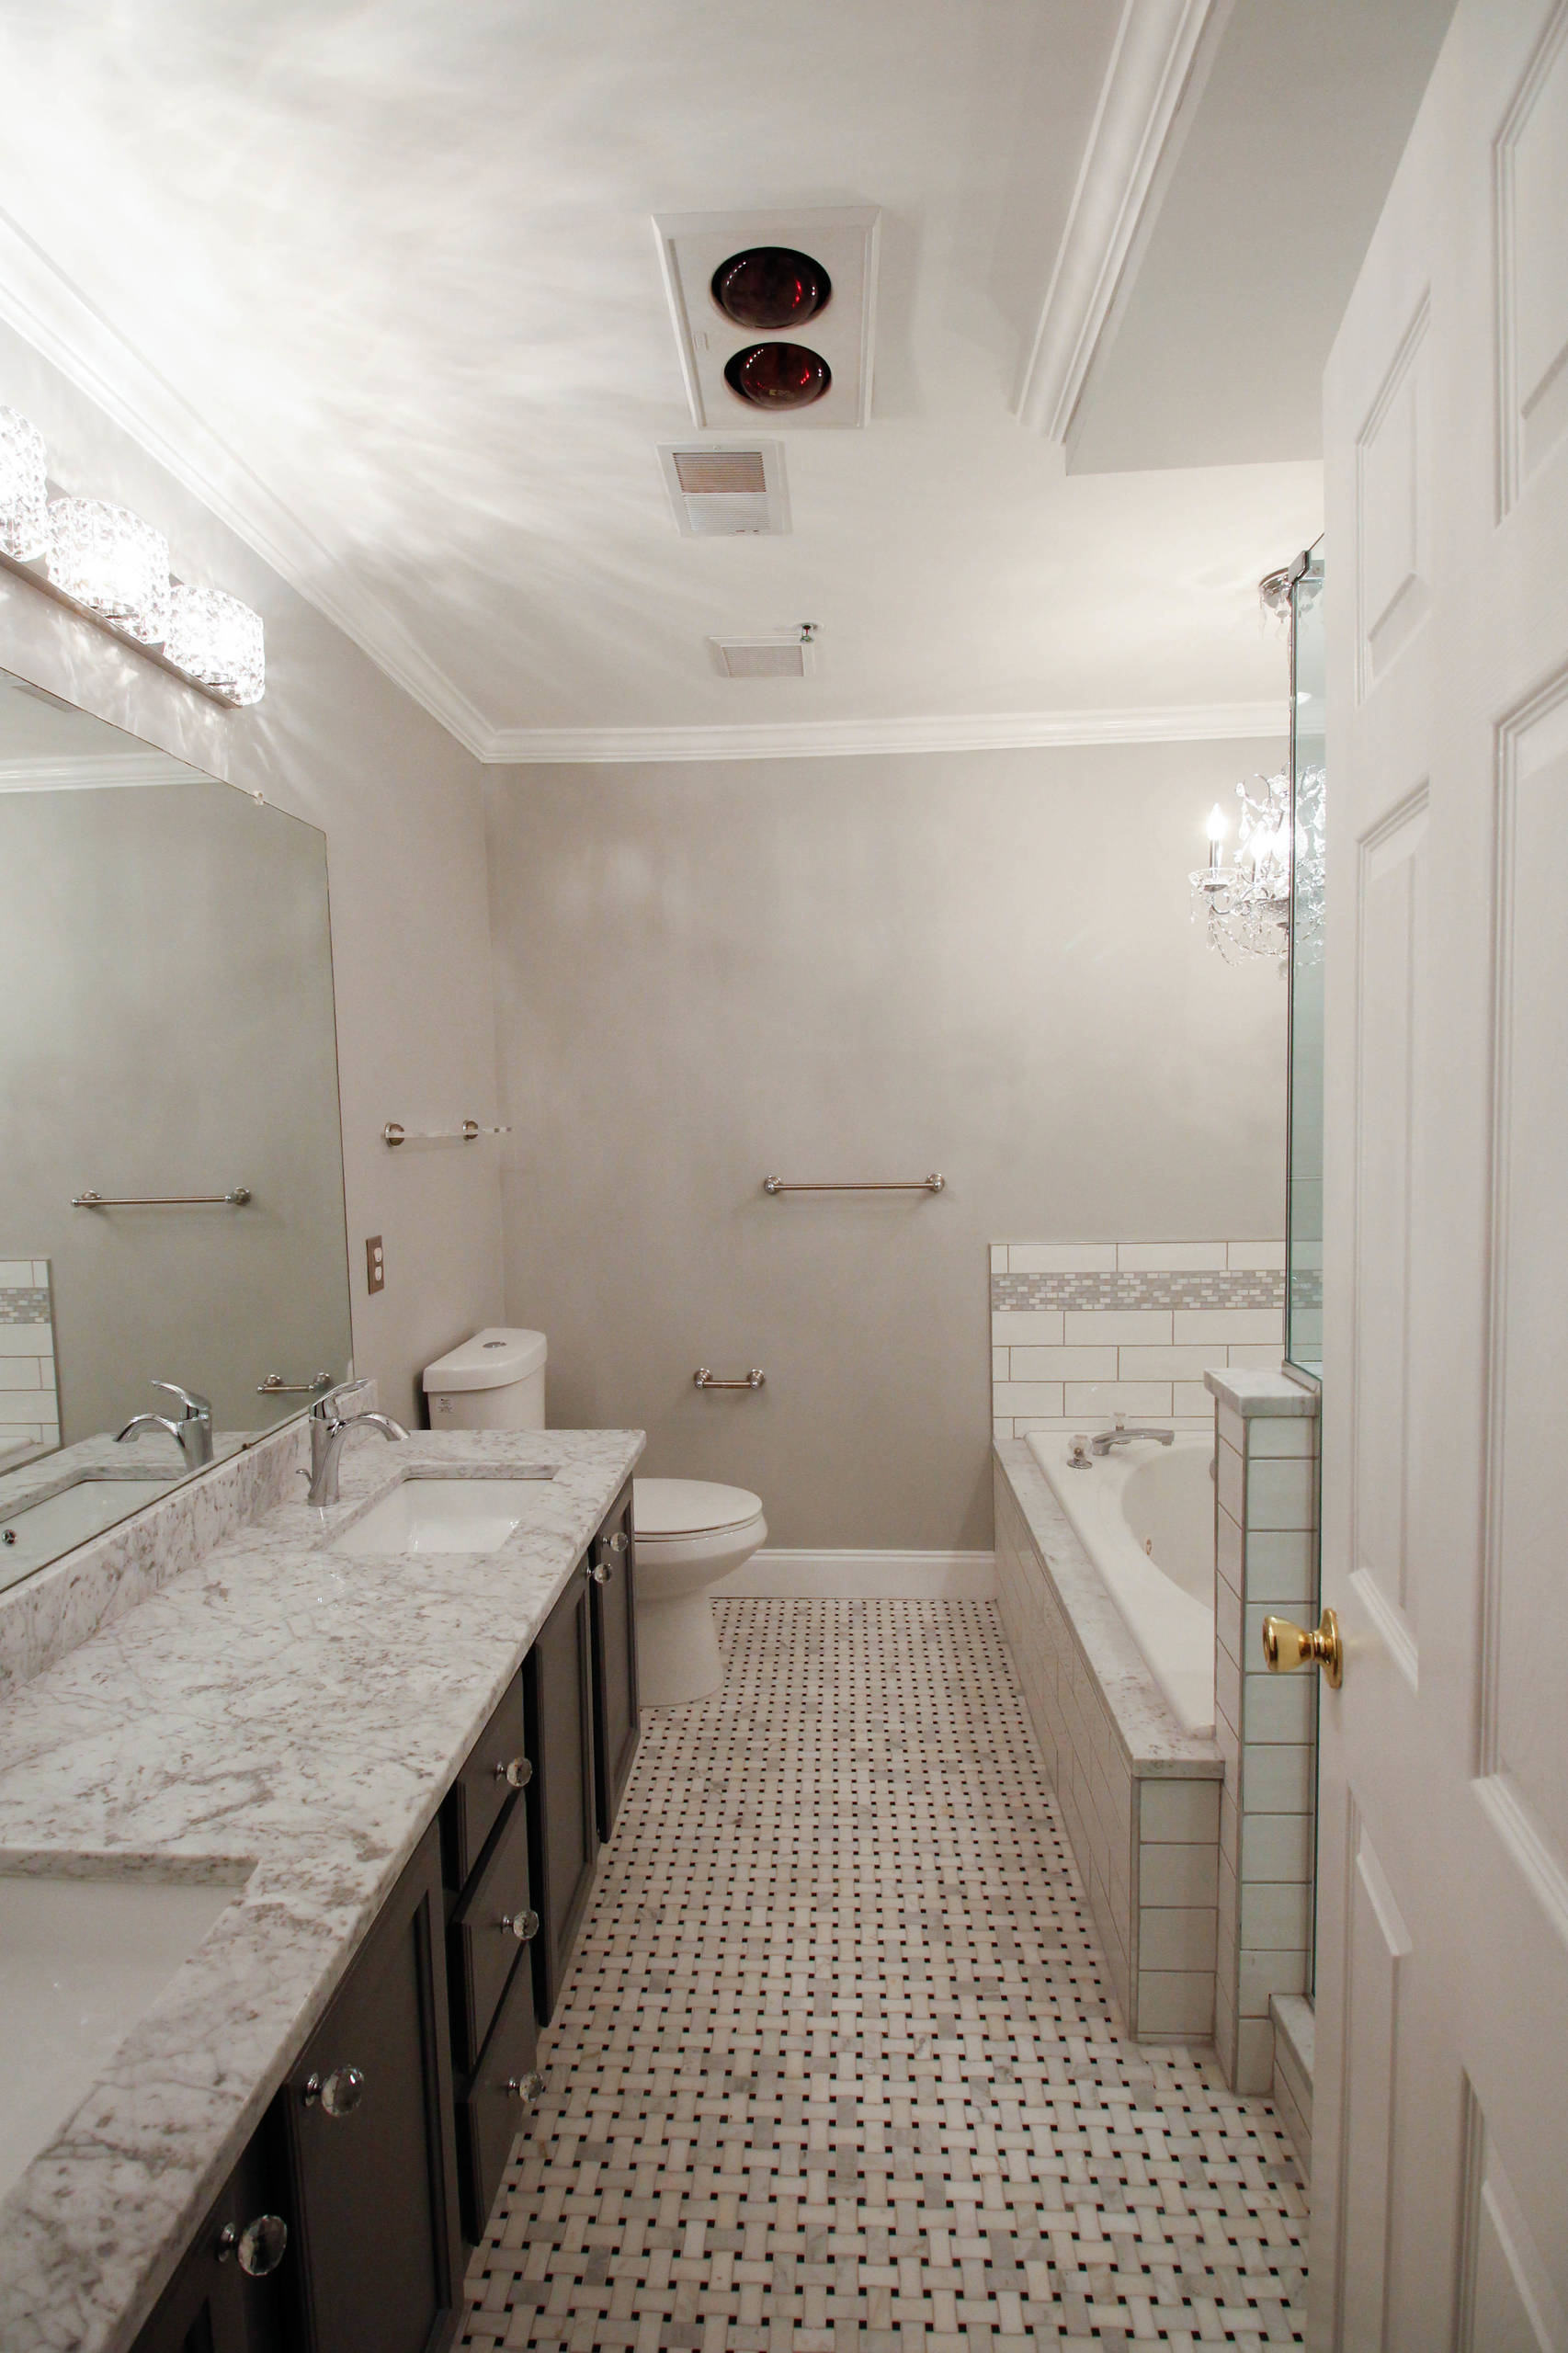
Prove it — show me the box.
[1088,1413,1175,1458]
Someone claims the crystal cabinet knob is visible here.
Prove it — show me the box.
[589,1563,610,1585]
[506,2071,546,2104]
[501,1907,540,1943]
[494,1754,532,1788]
[607,1530,629,1553]
[216,2214,289,2278]
[302,2064,365,2117]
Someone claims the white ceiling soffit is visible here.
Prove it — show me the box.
[488,701,1283,765]
[1014,0,1235,445]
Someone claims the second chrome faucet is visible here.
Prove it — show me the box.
[306,1379,406,1506]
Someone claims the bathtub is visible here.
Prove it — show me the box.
[1025,1430,1215,1736]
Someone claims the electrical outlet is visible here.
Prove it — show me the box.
[365,1235,385,1294]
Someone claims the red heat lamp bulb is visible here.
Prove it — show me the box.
[710,246,832,331]
[723,342,832,411]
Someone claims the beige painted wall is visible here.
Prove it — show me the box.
[486,741,1288,1551]
[0,322,503,1423]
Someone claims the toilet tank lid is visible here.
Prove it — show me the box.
[423,1327,547,1392]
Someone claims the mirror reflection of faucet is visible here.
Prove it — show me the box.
[116,1381,214,1472]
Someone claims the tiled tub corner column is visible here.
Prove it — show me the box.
[994,1442,1223,2043]
[1206,1367,1321,2094]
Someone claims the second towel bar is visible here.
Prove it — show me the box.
[694,1368,766,1391]
[763,1174,944,1194]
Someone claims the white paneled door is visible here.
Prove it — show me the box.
[1313,0,1568,2342]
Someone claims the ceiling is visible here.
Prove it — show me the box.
[0,1,1437,759]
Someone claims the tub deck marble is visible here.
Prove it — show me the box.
[0,1424,643,2353]
[994,1440,1222,2046]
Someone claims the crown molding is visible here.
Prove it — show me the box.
[484,700,1283,765]
[0,208,495,757]
[1015,0,1234,443]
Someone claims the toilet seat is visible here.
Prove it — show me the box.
[634,1478,763,1541]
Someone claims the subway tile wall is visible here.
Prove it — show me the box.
[991,1240,1285,1438]
[0,1262,58,1463]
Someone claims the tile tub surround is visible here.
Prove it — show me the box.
[991,1238,1285,1438]
[0,1259,58,1459]
[1271,1992,1314,2187]
[1205,1368,1321,2097]
[994,1440,1222,2045]
[0,1423,644,2353]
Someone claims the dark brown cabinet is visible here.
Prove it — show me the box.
[588,1478,639,1841]
[133,1483,642,2349]
[276,1823,462,2353]
[525,1563,599,2025]
[130,2120,290,2353]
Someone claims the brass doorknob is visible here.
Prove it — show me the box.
[1262,1607,1342,1688]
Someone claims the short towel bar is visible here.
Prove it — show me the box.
[763,1174,944,1194]
[693,1368,766,1391]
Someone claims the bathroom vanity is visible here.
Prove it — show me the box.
[0,1425,642,2353]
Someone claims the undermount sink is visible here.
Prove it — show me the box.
[0,1477,176,1593]
[0,1870,238,2202]
[328,1476,554,1557]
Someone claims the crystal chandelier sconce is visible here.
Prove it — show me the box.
[0,407,49,561]
[0,406,264,707]
[1189,770,1297,966]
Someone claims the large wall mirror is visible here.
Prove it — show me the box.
[0,668,352,1591]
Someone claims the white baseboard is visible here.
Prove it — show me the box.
[712,1549,995,1600]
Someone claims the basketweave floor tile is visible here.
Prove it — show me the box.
[460,1599,1307,2351]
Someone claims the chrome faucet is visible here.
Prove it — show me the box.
[117,1381,214,1472]
[1089,1412,1175,1458]
[306,1379,406,1506]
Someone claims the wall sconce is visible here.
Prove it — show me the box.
[0,406,265,707]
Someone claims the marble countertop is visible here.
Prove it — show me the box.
[0,1425,644,2353]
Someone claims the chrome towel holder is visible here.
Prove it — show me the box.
[763,1174,944,1194]
[694,1368,766,1391]
[72,1187,252,1208]
[383,1121,512,1148]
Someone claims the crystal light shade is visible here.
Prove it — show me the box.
[0,409,49,561]
[47,496,170,643]
[164,583,266,706]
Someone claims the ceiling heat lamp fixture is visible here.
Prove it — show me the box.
[0,405,264,706]
[1190,767,1324,967]
[653,208,879,428]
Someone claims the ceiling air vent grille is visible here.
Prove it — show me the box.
[659,442,789,536]
[709,628,817,679]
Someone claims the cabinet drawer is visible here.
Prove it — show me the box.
[441,1671,529,1889]
[456,1953,540,2248]
[449,1783,536,2073]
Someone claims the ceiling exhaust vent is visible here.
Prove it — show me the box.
[709,626,818,680]
[653,208,880,430]
[658,442,790,537]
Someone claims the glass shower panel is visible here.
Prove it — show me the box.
[1285,546,1325,1381]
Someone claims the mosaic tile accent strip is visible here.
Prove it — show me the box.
[0,1287,51,1326]
[993,1273,1285,1314]
[462,1598,1307,2350]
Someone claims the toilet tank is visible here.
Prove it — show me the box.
[423,1327,547,1430]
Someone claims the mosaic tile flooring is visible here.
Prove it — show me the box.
[462,1598,1308,2350]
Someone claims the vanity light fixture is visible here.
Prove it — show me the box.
[0,408,49,560]
[47,497,170,645]
[0,406,265,707]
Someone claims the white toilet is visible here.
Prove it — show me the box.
[632,1478,767,1708]
[423,1327,547,1427]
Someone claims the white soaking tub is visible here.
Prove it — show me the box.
[1026,1430,1215,1736]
